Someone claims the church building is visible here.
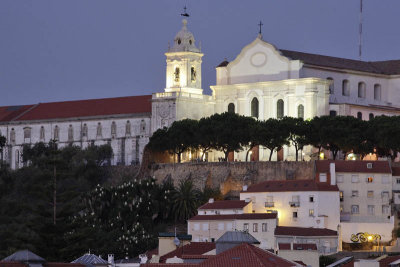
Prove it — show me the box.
[2,18,400,168]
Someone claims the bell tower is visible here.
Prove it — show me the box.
[165,19,203,95]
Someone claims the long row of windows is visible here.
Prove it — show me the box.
[229,98,304,119]
[350,205,390,215]
[328,77,382,100]
[9,120,144,144]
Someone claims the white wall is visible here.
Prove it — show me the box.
[341,217,394,242]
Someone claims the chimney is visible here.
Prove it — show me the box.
[245,198,251,203]
[330,162,336,185]
[208,198,214,203]
[242,185,248,191]
[290,242,293,250]
[108,254,114,267]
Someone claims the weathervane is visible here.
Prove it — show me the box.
[181,6,189,17]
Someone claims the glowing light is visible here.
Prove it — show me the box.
[319,152,324,159]
[368,235,373,241]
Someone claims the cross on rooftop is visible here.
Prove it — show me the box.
[258,20,263,34]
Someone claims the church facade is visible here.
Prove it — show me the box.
[2,18,400,168]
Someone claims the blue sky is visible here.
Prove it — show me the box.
[1,0,400,106]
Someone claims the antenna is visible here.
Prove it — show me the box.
[359,0,363,60]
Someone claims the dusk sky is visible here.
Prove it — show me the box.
[1,0,400,106]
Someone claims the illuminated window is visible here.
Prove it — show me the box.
[367,177,374,183]
[367,191,374,198]
[253,223,258,232]
[351,205,359,214]
[340,205,343,212]
[309,209,314,217]
[262,223,267,232]
[339,191,344,201]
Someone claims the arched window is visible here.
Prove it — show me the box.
[358,82,366,98]
[174,67,180,82]
[140,120,146,133]
[23,127,31,140]
[330,110,337,117]
[96,123,102,137]
[40,126,45,140]
[369,113,374,120]
[297,104,304,119]
[228,103,235,113]
[126,121,131,136]
[277,99,284,119]
[327,77,334,94]
[10,128,16,144]
[68,125,74,142]
[374,84,381,100]
[111,121,117,138]
[191,67,196,82]
[54,125,59,141]
[342,80,350,96]
[251,98,259,118]
[82,123,88,138]
[357,112,363,120]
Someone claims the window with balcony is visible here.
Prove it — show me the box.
[253,223,258,232]
[351,205,359,214]
[290,195,300,207]
[262,223,267,232]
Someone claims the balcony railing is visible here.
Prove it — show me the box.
[265,202,275,208]
[289,201,300,207]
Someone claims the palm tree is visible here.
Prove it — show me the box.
[171,178,200,222]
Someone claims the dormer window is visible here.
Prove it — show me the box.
[367,163,373,169]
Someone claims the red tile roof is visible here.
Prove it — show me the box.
[242,179,338,193]
[0,263,26,267]
[0,95,151,123]
[275,226,337,237]
[379,255,400,267]
[392,167,400,176]
[145,243,297,267]
[189,213,277,221]
[278,243,317,251]
[0,263,84,267]
[159,242,215,263]
[315,160,391,174]
[198,200,249,210]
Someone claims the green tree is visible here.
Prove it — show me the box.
[259,119,289,161]
[0,135,5,164]
[171,178,200,222]
[281,117,309,161]
[244,118,261,162]
[196,117,216,161]
[167,119,198,163]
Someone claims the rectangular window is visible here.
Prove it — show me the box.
[382,205,390,214]
[351,175,359,183]
[290,195,300,207]
[396,178,400,184]
[382,191,390,200]
[253,223,258,232]
[382,176,390,184]
[218,223,224,231]
[194,223,200,231]
[367,191,374,198]
[309,209,314,217]
[340,191,344,202]
[340,205,343,212]
[368,205,375,215]
[243,223,249,231]
[293,212,298,218]
[202,223,209,231]
[262,223,267,232]
[320,173,327,182]
[337,175,344,183]
[309,196,314,203]
[351,205,359,214]
[351,190,359,197]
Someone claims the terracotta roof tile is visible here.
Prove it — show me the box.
[293,261,307,266]
[275,226,337,237]
[392,167,400,176]
[242,179,338,193]
[278,243,317,251]
[189,213,277,221]
[315,160,391,174]
[379,255,400,267]
[198,200,249,210]
[0,95,151,123]
[0,263,26,267]
[159,242,215,263]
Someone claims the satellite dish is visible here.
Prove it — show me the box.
[173,237,180,246]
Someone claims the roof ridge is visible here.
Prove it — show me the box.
[10,103,40,121]
[244,243,269,267]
